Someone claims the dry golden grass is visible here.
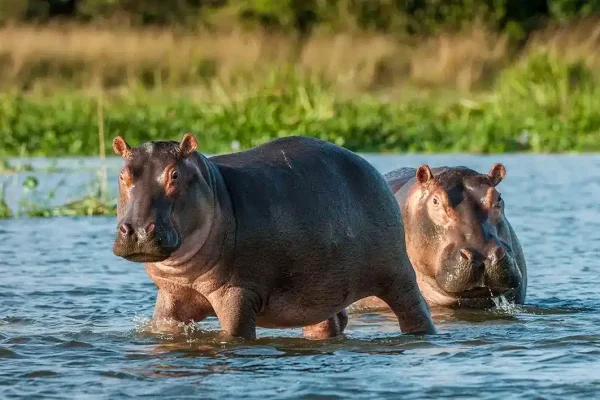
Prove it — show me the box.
[525,18,600,67]
[0,21,594,95]
[408,28,508,92]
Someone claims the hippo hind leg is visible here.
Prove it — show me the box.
[302,310,348,340]
[377,284,436,335]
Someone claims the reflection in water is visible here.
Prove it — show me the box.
[2,154,600,398]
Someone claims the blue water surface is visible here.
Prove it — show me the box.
[1,154,599,399]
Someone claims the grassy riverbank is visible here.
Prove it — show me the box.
[1,48,598,220]
[2,12,600,218]
[2,19,600,157]
[1,50,600,157]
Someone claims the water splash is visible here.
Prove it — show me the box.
[492,294,510,308]
[132,315,210,343]
[491,294,521,313]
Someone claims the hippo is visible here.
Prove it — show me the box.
[111,134,435,339]
[355,164,526,310]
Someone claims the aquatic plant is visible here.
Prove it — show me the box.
[0,158,34,173]
[17,170,116,218]
[0,182,12,219]
[3,99,117,219]
[24,195,116,218]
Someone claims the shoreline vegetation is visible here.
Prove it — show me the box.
[2,1,600,218]
[1,21,600,158]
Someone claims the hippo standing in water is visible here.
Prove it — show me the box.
[356,164,526,309]
[111,134,435,339]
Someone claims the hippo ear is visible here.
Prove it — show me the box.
[113,136,131,158]
[488,163,506,186]
[416,165,433,184]
[180,133,198,157]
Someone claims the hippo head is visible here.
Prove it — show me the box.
[112,134,208,263]
[403,164,522,306]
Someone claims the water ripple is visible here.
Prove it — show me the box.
[2,155,600,398]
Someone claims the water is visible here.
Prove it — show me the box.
[1,154,600,399]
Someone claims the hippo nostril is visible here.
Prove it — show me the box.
[489,246,506,264]
[460,248,485,272]
[119,223,132,237]
[146,223,155,234]
[460,249,473,263]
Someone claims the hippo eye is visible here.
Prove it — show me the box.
[171,170,179,181]
[432,197,439,206]
[119,172,125,182]
[496,195,503,207]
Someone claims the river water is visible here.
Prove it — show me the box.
[1,154,599,399]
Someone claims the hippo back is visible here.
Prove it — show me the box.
[384,167,416,193]
[208,136,411,306]
[384,167,450,194]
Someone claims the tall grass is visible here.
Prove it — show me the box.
[0,23,511,93]
[1,19,599,93]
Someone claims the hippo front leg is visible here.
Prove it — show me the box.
[302,310,348,340]
[209,287,261,340]
[152,289,213,333]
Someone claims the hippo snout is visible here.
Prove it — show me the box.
[436,244,519,296]
[484,246,522,292]
[112,220,180,263]
[487,245,506,265]
[118,221,156,239]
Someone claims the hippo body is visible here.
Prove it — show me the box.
[112,135,435,339]
[356,165,526,310]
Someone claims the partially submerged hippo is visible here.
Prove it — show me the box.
[111,134,435,339]
[357,164,526,309]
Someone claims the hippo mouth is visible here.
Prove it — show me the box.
[113,241,177,263]
[452,286,512,299]
[120,252,171,263]
[113,229,181,263]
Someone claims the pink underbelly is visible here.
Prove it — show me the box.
[255,291,354,328]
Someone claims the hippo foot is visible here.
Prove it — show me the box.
[302,310,348,340]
